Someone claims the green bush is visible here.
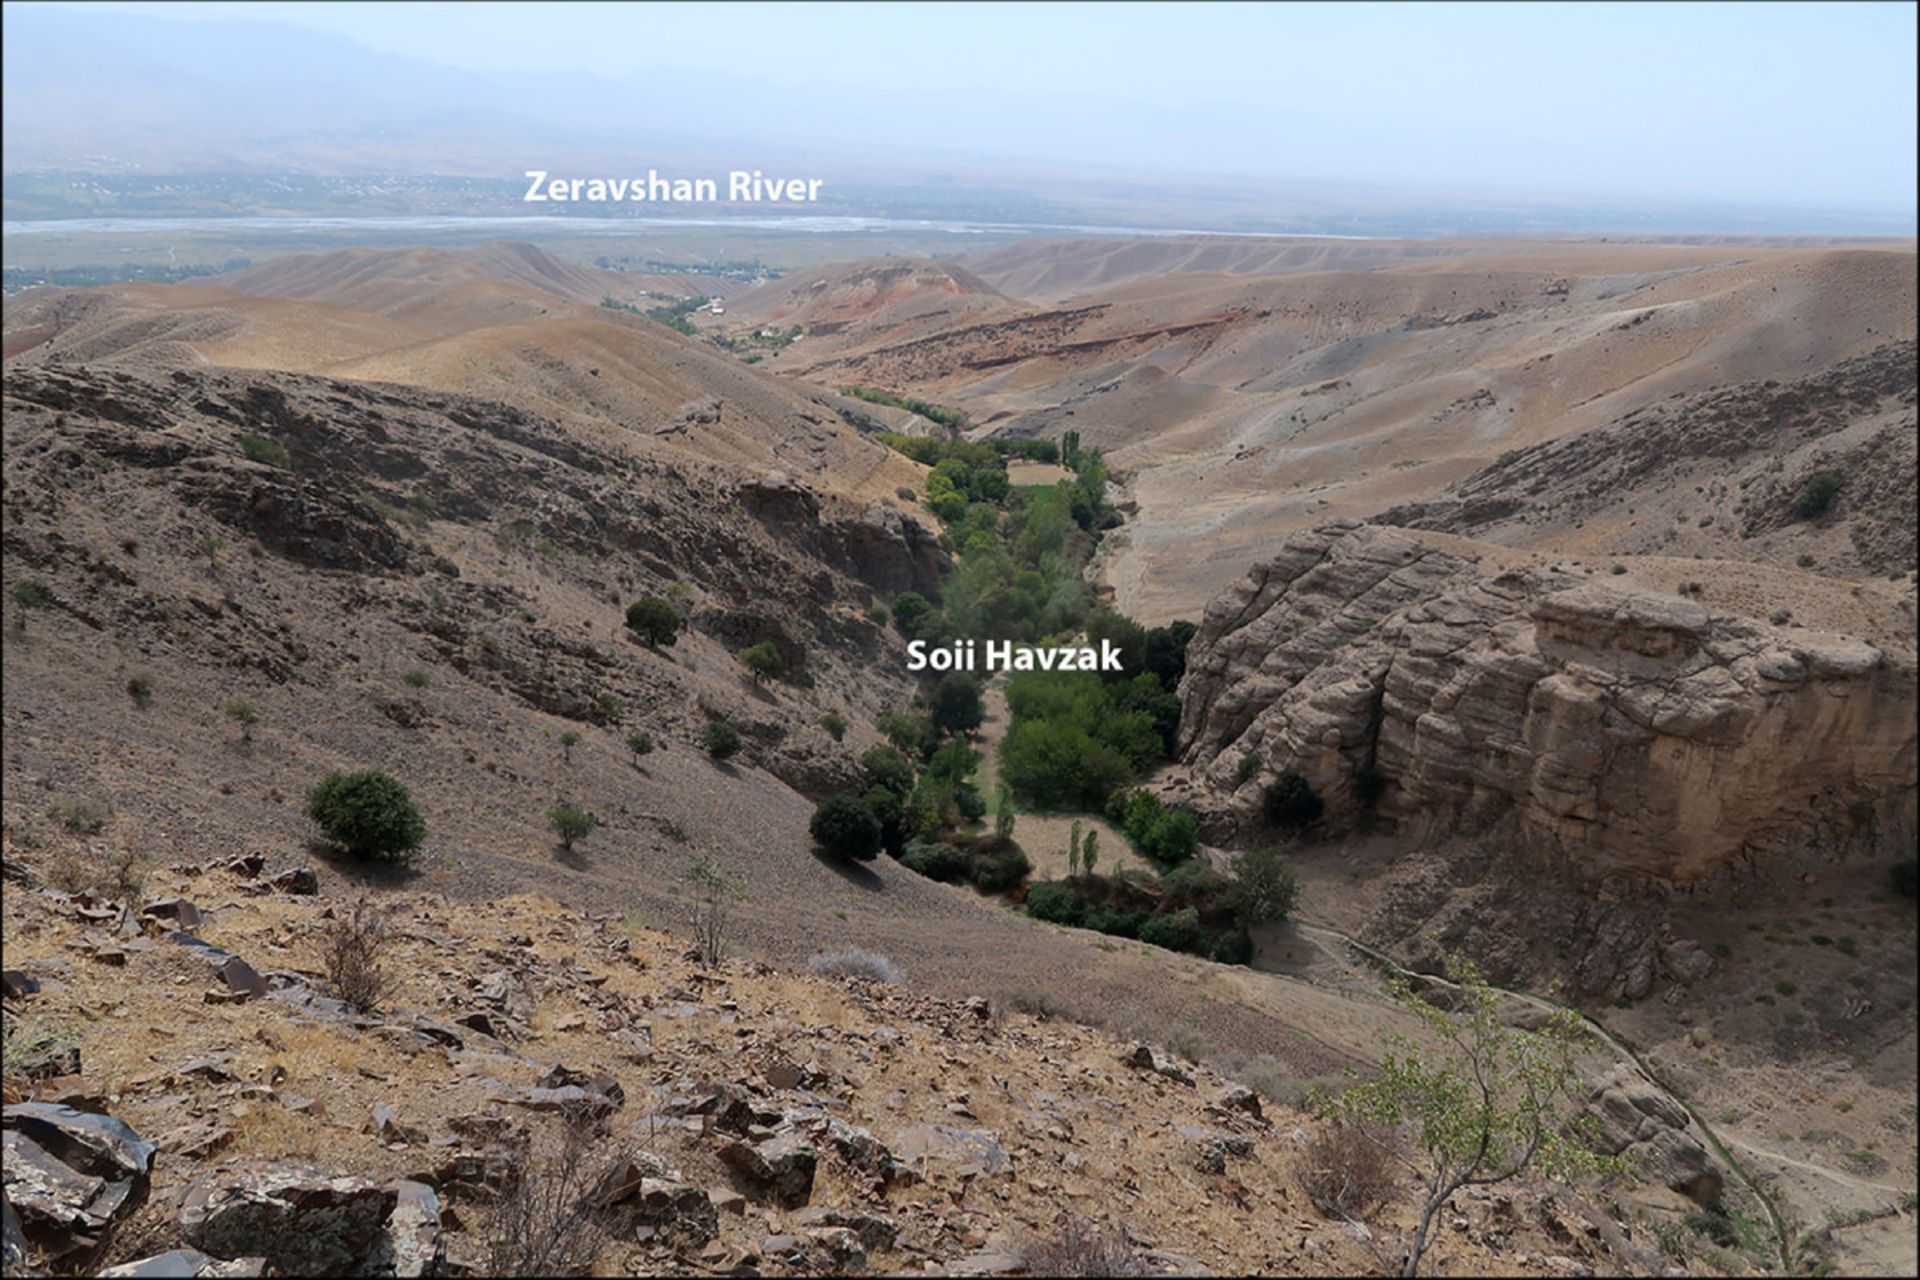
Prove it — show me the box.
[625,596,681,648]
[307,771,425,862]
[1025,879,1087,925]
[863,786,906,856]
[861,744,916,795]
[625,731,654,761]
[238,434,294,469]
[1140,907,1204,954]
[49,799,108,835]
[819,712,848,742]
[1263,770,1324,830]
[740,642,786,684]
[811,794,882,861]
[972,844,1031,893]
[1138,807,1198,865]
[1793,471,1844,520]
[1234,752,1261,785]
[402,669,431,689]
[548,803,598,851]
[703,721,741,760]
[901,839,969,882]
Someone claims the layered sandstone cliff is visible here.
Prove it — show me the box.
[1173,523,1917,885]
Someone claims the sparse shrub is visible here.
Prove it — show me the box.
[811,794,883,861]
[1319,955,1618,1277]
[624,731,654,763]
[1016,1216,1147,1277]
[1263,769,1324,831]
[224,698,260,741]
[867,603,889,626]
[807,948,904,984]
[1234,751,1261,785]
[9,578,50,630]
[594,692,624,724]
[739,642,786,684]
[1793,471,1844,520]
[323,896,390,1013]
[548,804,599,852]
[624,595,681,648]
[819,712,848,742]
[1796,553,1816,568]
[1,1021,82,1092]
[199,532,228,568]
[306,770,425,863]
[49,799,108,835]
[485,1105,619,1277]
[126,673,154,704]
[702,721,741,760]
[558,730,582,762]
[401,669,431,688]
[681,853,741,967]
[238,434,294,469]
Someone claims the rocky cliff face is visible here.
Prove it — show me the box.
[1174,523,1917,886]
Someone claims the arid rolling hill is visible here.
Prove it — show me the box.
[759,238,1917,621]
[3,242,927,505]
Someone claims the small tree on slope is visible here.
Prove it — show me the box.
[1318,955,1619,1277]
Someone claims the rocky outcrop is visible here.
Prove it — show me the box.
[1585,1064,1722,1206]
[1,1103,157,1271]
[1175,523,1917,885]
[177,1163,400,1276]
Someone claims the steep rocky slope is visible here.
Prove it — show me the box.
[1378,341,1919,578]
[1170,523,1917,887]
[0,851,1672,1278]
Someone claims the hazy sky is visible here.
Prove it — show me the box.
[26,1,1920,212]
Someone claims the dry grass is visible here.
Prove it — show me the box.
[806,947,904,984]
[323,896,391,1013]
[1017,1216,1148,1277]
[1299,1122,1399,1223]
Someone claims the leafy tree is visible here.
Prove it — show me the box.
[811,794,883,861]
[1068,819,1083,878]
[901,838,969,882]
[1138,807,1198,865]
[928,673,985,736]
[861,744,916,795]
[1082,830,1099,877]
[1230,846,1300,926]
[703,721,741,760]
[625,596,681,648]
[1263,769,1325,830]
[625,731,654,763]
[994,783,1017,844]
[558,730,582,763]
[307,770,426,863]
[819,712,848,742]
[740,642,786,685]
[1084,610,1148,681]
[1319,956,1617,1276]
[548,803,599,852]
[1144,620,1198,692]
